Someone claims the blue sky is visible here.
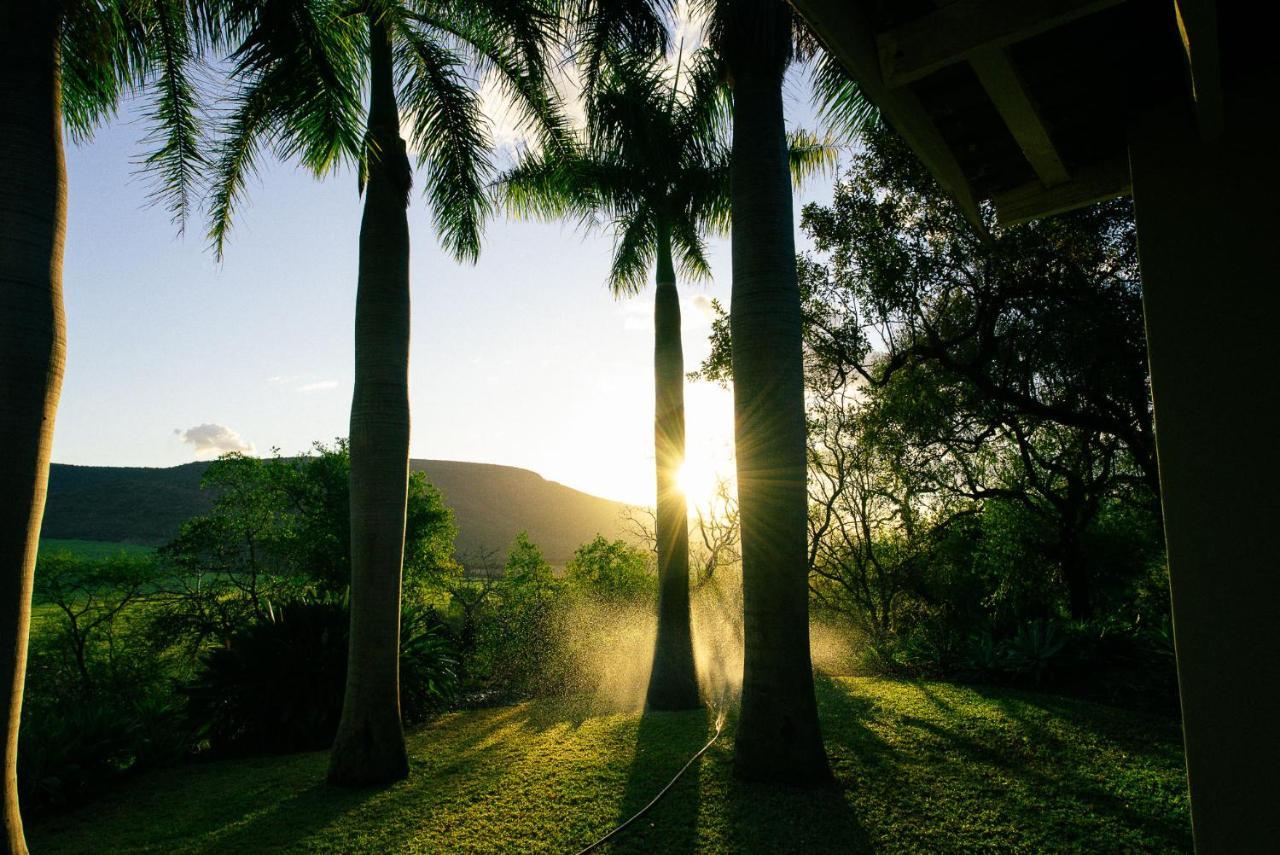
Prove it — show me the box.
[55,52,838,507]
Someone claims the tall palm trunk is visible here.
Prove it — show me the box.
[0,8,66,851]
[727,18,831,785]
[646,221,700,710]
[328,12,411,787]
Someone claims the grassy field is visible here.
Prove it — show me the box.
[38,538,154,559]
[30,677,1191,853]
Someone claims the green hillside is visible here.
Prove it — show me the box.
[29,677,1191,853]
[42,460,632,565]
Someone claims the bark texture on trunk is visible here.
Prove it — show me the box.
[727,58,831,785]
[646,223,700,711]
[328,13,411,787]
[0,8,65,852]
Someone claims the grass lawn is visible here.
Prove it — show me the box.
[30,677,1191,853]
[38,538,154,559]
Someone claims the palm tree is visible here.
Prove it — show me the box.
[206,0,564,786]
[1,4,210,849]
[701,0,866,785]
[498,46,832,711]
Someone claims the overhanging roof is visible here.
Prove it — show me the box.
[792,0,1230,227]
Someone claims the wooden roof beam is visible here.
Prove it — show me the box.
[790,0,986,231]
[879,0,1126,88]
[993,157,1130,225]
[1175,0,1222,140]
[967,46,1070,187]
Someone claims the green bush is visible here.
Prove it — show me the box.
[183,600,459,757]
[565,536,653,603]
[470,533,573,700]
[183,601,350,756]
[20,562,187,815]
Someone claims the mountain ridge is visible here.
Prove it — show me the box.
[42,459,636,565]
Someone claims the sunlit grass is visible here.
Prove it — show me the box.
[30,677,1190,853]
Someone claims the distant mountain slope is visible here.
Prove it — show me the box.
[42,460,634,565]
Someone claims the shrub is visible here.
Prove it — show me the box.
[1001,620,1067,685]
[19,579,188,814]
[400,606,461,723]
[471,534,573,699]
[184,600,460,757]
[183,601,349,756]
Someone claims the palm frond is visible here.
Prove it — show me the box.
[494,146,587,221]
[408,0,573,157]
[138,0,208,231]
[787,128,840,188]
[206,80,273,260]
[607,211,656,296]
[226,0,365,178]
[809,49,879,142]
[394,21,492,262]
[669,214,713,282]
[58,1,138,142]
[570,0,672,97]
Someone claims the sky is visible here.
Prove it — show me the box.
[53,31,842,508]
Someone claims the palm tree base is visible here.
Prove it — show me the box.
[646,624,701,711]
[327,720,410,787]
[644,677,701,711]
[733,702,833,787]
[732,742,833,788]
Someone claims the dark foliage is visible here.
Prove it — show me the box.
[183,601,459,758]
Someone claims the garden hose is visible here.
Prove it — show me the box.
[575,710,726,855]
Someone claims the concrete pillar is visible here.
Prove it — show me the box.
[1129,87,1280,851]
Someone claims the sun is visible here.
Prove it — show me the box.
[676,457,723,503]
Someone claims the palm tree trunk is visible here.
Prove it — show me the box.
[727,17,832,785]
[646,221,699,710]
[0,8,65,851]
[328,12,411,787]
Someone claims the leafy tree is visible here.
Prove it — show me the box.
[0,4,217,846]
[32,553,162,698]
[700,123,1157,618]
[565,535,652,602]
[700,126,1162,671]
[805,127,1152,620]
[206,0,565,784]
[501,531,559,593]
[157,443,458,649]
[790,126,1151,495]
[481,533,566,696]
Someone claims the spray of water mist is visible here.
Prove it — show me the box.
[563,568,858,853]
[556,572,858,717]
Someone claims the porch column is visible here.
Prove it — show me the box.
[1129,87,1280,851]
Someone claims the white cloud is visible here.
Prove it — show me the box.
[690,294,717,321]
[619,293,720,333]
[297,380,339,393]
[177,423,253,457]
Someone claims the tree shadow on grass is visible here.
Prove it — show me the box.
[722,773,872,855]
[146,707,529,853]
[199,779,378,853]
[603,708,710,854]
[816,675,1190,851]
